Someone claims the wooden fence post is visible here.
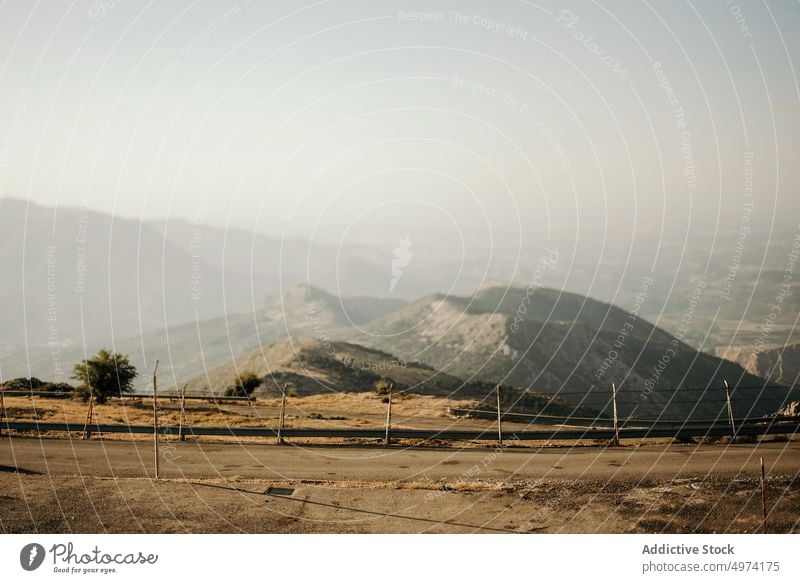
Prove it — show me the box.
[152,360,160,479]
[277,386,287,445]
[178,383,187,441]
[496,384,503,446]
[384,382,394,446]
[81,391,95,440]
[760,456,768,533]
[0,388,5,437]
[611,383,620,447]
[724,380,736,443]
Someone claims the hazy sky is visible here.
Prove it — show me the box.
[1,0,798,257]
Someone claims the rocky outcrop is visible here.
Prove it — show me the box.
[716,343,800,384]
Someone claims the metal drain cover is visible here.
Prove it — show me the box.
[265,487,295,496]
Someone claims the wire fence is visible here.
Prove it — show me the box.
[1,380,799,450]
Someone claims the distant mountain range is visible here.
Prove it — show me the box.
[3,200,798,420]
[341,286,790,418]
[176,284,794,420]
[0,283,404,391]
[3,199,798,352]
[0,198,407,350]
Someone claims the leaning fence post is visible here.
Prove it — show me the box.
[152,360,160,479]
[496,384,503,446]
[82,391,95,440]
[384,382,394,446]
[611,383,620,447]
[724,380,736,443]
[277,385,287,445]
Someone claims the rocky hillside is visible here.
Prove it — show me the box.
[183,337,450,396]
[346,285,784,419]
[776,401,800,417]
[182,337,595,418]
[716,343,800,385]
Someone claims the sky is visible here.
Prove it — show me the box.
[1,0,798,263]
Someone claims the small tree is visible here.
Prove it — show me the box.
[71,349,137,404]
[229,371,262,398]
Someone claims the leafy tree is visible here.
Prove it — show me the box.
[71,349,137,404]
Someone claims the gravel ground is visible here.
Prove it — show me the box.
[2,472,798,534]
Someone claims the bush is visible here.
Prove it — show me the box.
[40,382,74,398]
[1,377,45,391]
[374,378,393,396]
[227,371,263,398]
[0,378,74,398]
[693,435,722,445]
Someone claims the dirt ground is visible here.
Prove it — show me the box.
[1,472,797,534]
[3,396,798,534]
[1,435,799,533]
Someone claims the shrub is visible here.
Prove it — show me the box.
[1,377,45,391]
[374,378,393,395]
[40,382,74,398]
[0,378,73,398]
[228,371,263,398]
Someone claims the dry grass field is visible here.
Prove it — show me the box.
[1,392,478,430]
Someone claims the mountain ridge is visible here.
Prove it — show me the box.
[345,285,785,418]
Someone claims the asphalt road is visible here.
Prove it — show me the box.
[2,436,797,483]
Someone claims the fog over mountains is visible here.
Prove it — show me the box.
[0,197,405,348]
